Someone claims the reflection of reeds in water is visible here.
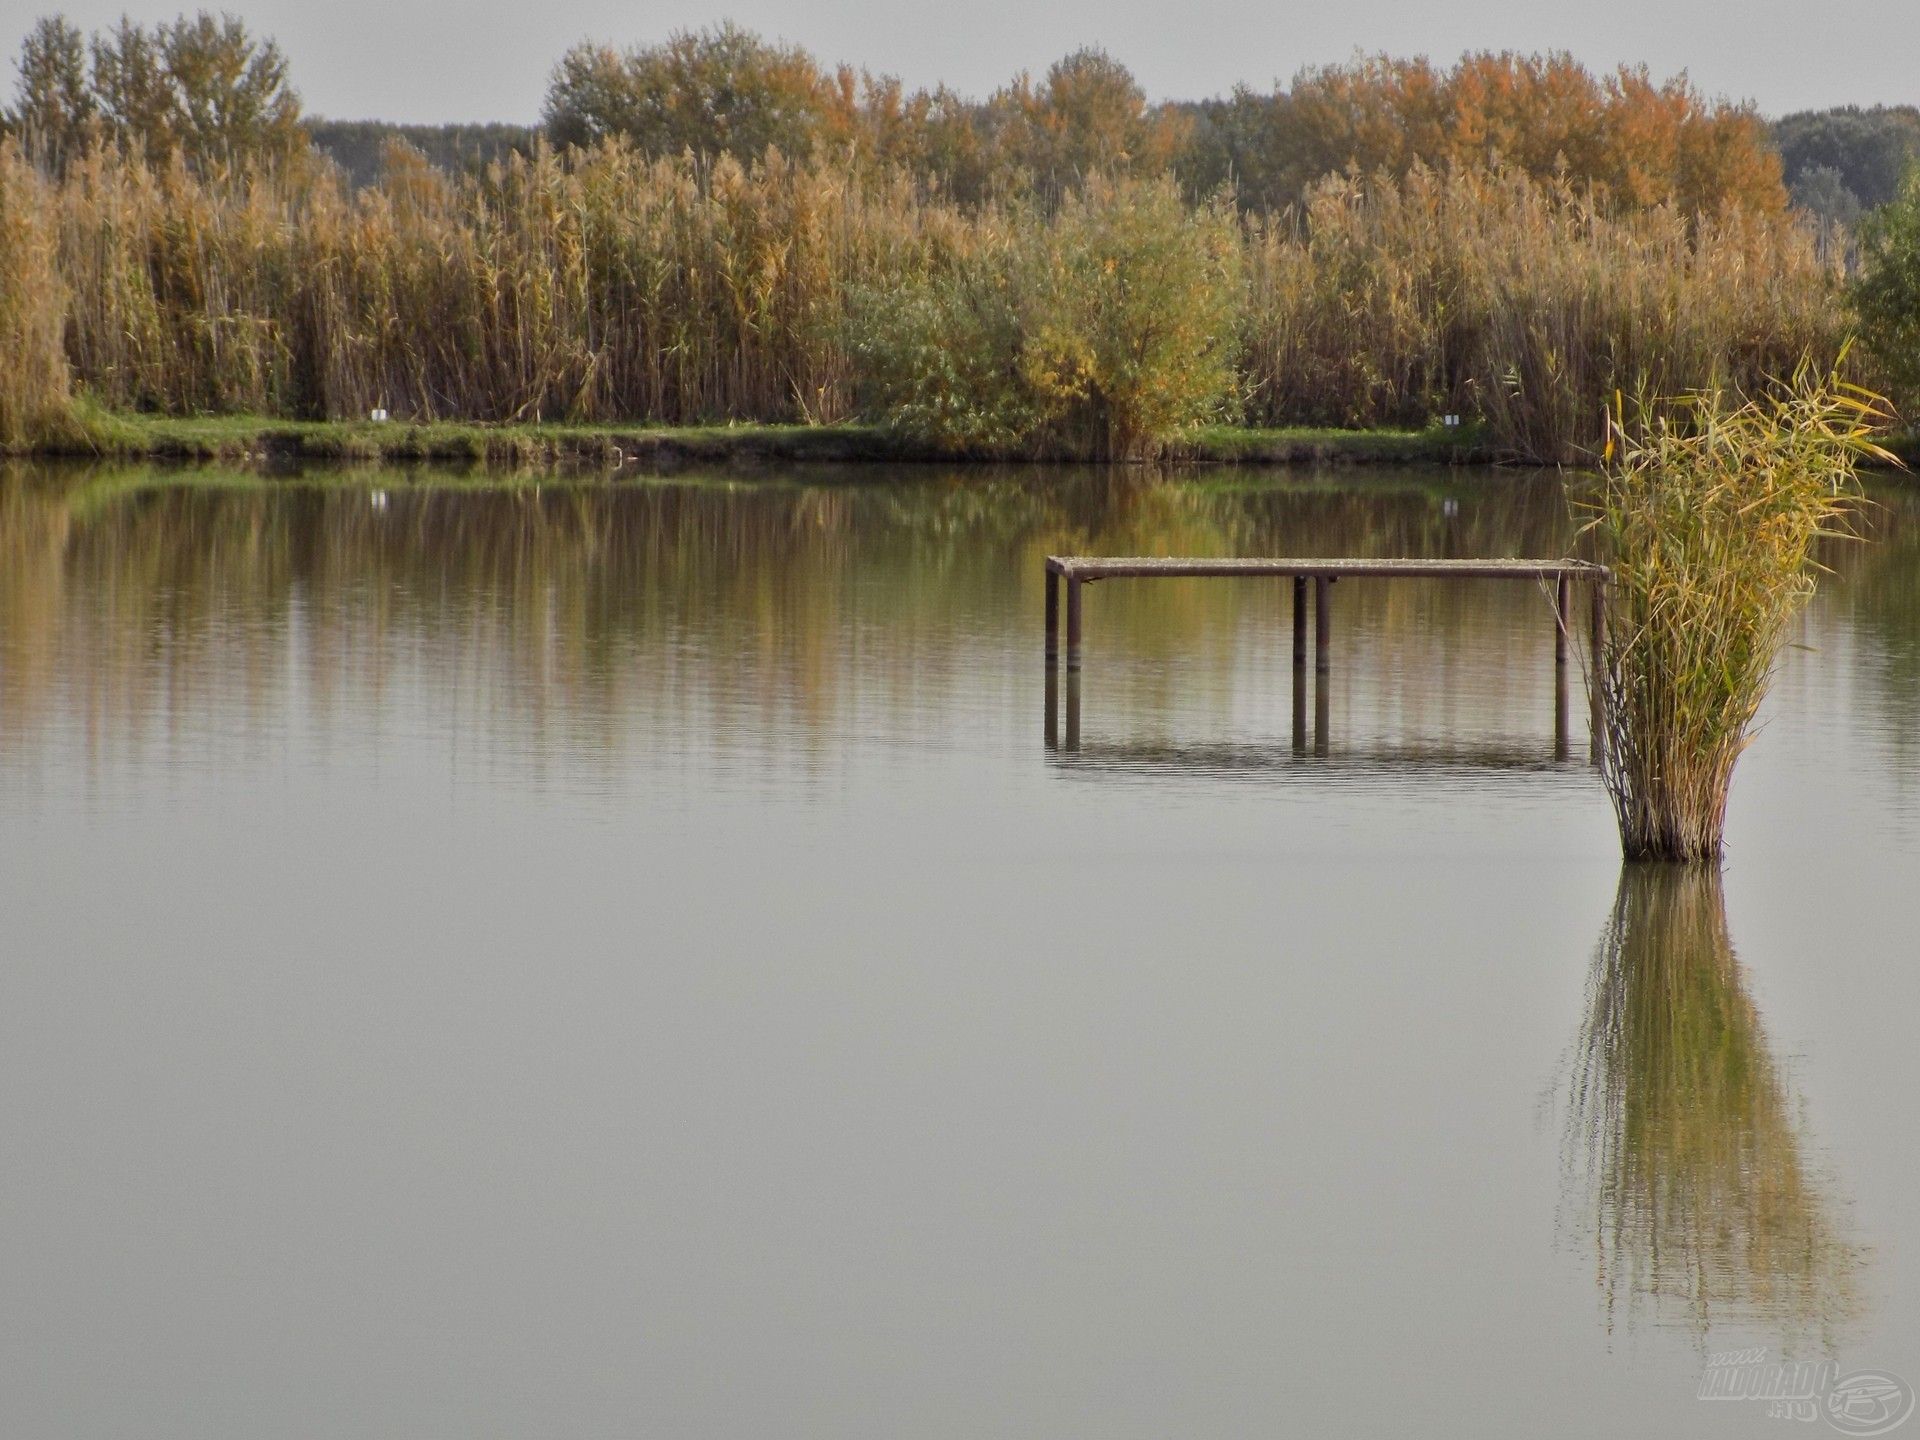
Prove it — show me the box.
[0,464,1585,777]
[1565,867,1859,1338]
[1838,484,1920,759]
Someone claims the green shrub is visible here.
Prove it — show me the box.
[850,176,1242,460]
[1030,177,1244,458]
[845,232,1047,453]
[1851,165,1920,413]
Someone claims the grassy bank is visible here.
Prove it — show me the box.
[32,411,1490,471]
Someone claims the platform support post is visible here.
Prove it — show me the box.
[1314,575,1331,674]
[1066,576,1084,672]
[1045,568,1059,664]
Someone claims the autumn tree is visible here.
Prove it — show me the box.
[544,27,1207,204]
[6,11,303,173]
[982,48,1187,199]
[849,175,1241,459]
[543,23,842,159]
[1177,86,1297,212]
[1174,53,1785,216]
[4,16,94,172]
[898,85,993,203]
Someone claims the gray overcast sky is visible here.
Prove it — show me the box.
[1,0,1910,125]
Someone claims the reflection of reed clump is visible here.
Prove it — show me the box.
[1566,868,1859,1337]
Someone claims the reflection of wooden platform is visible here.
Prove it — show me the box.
[1041,555,1612,760]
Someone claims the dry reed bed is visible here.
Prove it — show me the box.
[0,147,70,448]
[1243,168,1849,461]
[0,139,1855,461]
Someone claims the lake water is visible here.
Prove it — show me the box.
[3,462,1918,1438]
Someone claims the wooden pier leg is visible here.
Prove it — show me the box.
[1554,575,1570,667]
[1590,577,1608,767]
[1292,655,1307,754]
[1045,568,1059,664]
[1292,576,1307,668]
[1554,573,1571,758]
[1064,671,1081,751]
[1554,659,1570,760]
[1314,660,1330,756]
[1292,576,1308,752]
[1314,575,1331,675]
[1045,664,1059,749]
[1066,576,1083,672]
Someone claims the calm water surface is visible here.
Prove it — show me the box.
[2,462,1918,1438]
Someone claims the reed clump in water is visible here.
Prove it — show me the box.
[1588,357,1895,863]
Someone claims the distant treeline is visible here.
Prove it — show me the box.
[306,121,536,189]
[535,29,1791,214]
[290,104,1920,240]
[0,14,1790,212]
[1774,106,1920,227]
[305,102,1920,232]
[8,10,1919,220]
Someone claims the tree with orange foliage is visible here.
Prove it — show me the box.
[1182,53,1784,216]
[981,48,1190,200]
[544,24,839,160]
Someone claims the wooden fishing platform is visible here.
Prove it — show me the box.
[1042,555,1612,756]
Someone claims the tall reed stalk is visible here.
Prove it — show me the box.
[1587,358,1893,862]
[0,141,73,448]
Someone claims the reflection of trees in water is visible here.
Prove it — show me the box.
[1564,868,1859,1340]
[1833,483,1920,754]
[0,463,1575,760]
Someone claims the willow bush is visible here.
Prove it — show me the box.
[1588,359,1894,863]
[849,176,1242,459]
[1034,179,1243,459]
